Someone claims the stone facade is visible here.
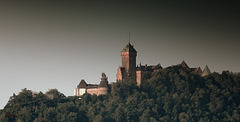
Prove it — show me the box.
[74,73,108,96]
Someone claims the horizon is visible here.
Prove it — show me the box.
[1,0,240,109]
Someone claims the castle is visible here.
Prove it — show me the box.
[74,42,211,96]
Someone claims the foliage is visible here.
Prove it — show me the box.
[1,66,240,121]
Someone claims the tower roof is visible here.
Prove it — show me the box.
[181,60,189,69]
[121,43,137,53]
[193,67,203,75]
[203,65,211,75]
[77,79,87,88]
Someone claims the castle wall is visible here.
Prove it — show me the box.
[97,87,108,95]
[136,69,158,86]
[74,88,86,96]
[74,88,77,96]
[86,87,108,96]
[121,52,136,82]
[79,88,86,96]
[136,70,142,86]
[86,88,98,95]
[129,53,136,81]
[116,67,123,82]
[121,52,130,70]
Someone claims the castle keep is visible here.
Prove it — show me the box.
[116,43,162,86]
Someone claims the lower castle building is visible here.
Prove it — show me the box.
[74,73,108,96]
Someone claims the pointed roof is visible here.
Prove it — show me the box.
[194,67,203,75]
[121,43,137,53]
[181,60,189,69]
[202,65,211,76]
[77,79,87,88]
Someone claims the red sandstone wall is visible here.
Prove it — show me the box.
[136,70,141,86]
[116,67,122,81]
[86,88,98,95]
[121,52,129,70]
[86,87,108,96]
[121,52,136,82]
[98,87,108,95]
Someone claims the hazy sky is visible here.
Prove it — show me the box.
[0,0,239,109]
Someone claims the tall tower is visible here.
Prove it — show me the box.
[121,43,137,81]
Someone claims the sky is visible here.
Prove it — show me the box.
[0,0,240,109]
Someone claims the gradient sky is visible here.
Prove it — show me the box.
[0,0,239,109]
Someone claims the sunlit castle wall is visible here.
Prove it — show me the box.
[74,88,86,96]
[97,87,108,95]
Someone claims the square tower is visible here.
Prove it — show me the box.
[119,43,137,82]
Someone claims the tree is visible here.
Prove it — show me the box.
[114,104,127,122]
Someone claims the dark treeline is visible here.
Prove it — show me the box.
[1,65,240,121]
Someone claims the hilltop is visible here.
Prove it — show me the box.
[1,65,240,121]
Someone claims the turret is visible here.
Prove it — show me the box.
[202,65,211,76]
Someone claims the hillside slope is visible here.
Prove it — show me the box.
[1,65,240,121]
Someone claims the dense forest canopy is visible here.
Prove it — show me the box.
[1,65,240,121]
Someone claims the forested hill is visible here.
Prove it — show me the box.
[1,65,240,121]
